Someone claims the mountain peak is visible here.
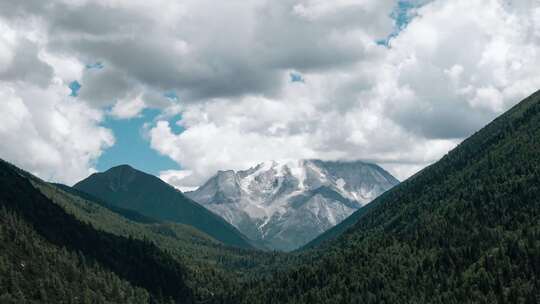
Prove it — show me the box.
[107,164,136,171]
[186,158,399,251]
[103,164,142,177]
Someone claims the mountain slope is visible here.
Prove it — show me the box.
[187,159,398,251]
[7,159,290,302]
[230,90,540,303]
[74,165,253,249]
[0,206,151,303]
[0,159,194,303]
[300,193,380,250]
[53,183,160,224]
[35,177,288,301]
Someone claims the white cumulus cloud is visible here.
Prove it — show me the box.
[0,20,114,184]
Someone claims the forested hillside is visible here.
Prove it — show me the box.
[74,165,254,249]
[0,160,196,303]
[228,90,540,303]
[0,159,291,303]
[0,207,151,303]
[38,178,293,301]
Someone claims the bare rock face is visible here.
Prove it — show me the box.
[186,159,399,251]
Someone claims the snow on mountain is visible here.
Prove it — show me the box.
[185,159,399,251]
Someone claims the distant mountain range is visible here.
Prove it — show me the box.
[186,159,398,251]
[74,164,254,249]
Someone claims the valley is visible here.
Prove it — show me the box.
[1,90,540,303]
[1,1,539,303]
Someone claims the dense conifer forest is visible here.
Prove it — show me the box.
[0,207,150,303]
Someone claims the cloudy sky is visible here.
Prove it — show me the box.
[1,0,539,190]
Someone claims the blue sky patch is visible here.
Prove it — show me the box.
[86,62,104,69]
[290,72,305,83]
[69,81,81,97]
[377,0,425,47]
[96,108,182,175]
[167,114,185,134]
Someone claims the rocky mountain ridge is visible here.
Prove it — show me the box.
[186,159,399,251]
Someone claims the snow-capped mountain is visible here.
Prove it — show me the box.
[185,159,399,251]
